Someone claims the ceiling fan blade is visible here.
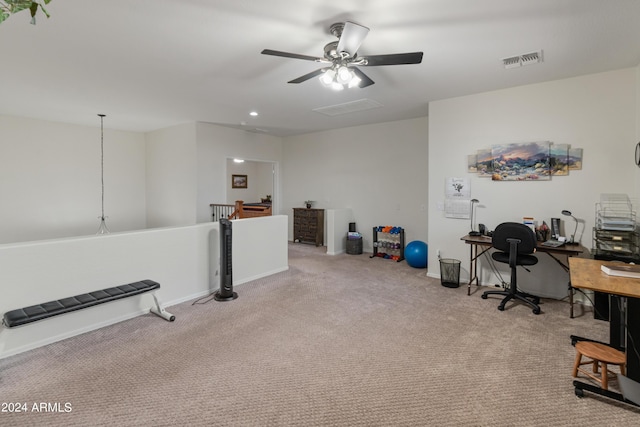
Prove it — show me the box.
[361,52,424,66]
[351,67,375,88]
[337,21,369,57]
[288,68,327,84]
[261,49,324,62]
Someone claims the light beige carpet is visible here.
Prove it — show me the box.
[1,243,639,426]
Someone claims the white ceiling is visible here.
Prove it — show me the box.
[1,0,640,137]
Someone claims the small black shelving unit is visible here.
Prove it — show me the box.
[370,226,405,262]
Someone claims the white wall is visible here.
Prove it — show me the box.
[195,123,283,224]
[0,215,289,358]
[282,117,429,251]
[0,116,147,243]
[146,123,282,228]
[428,68,638,299]
[146,122,198,228]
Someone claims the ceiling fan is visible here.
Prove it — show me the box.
[261,21,423,90]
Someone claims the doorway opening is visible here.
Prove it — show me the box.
[225,158,277,213]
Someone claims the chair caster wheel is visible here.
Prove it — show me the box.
[575,387,584,398]
[481,294,488,299]
[498,305,505,311]
[533,307,541,315]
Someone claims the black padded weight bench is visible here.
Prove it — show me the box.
[3,279,175,328]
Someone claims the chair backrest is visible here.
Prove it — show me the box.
[491,222,537,254]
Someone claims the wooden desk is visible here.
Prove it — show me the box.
[569,257,640,405]
[569,258,640,298]
[461,234,583,316]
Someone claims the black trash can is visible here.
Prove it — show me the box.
[439,258,461,288]
[346,236,363,255]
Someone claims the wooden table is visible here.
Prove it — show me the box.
[569,257,640,406]
[461,234,583,316]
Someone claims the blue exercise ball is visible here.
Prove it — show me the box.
[405,241,428,268]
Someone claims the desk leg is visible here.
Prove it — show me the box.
[467,243,482,296]
[569,281,574,319]
[544,252,575,318]
[467,244,475,296]
[467,243,492,296]
[610,295,625,351]
[628,296,640,381]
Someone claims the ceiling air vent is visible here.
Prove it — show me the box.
[313,98,383,117]
[502,51,543,69]
[245,127,269,134]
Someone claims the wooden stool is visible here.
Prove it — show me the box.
[572,341,626,390]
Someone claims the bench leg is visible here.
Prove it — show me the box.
[150,293,175,322]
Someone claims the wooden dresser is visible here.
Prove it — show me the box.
[293,208,324,246]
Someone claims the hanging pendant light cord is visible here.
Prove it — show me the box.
[99,114,106,220]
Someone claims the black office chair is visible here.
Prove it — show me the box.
[481,222,541,314]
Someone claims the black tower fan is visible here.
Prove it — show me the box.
[214,218,238,301]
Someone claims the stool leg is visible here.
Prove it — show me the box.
[593,360,599,374]
[601,362,608,390]
[572,352,582,377]
[621,364,626,377]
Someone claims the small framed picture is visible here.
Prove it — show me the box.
[232,174,247,189]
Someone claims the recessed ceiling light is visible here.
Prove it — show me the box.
[249,111,259,117]
[233,158,245,163]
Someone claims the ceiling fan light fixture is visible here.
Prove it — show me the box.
[348,74,362,88]
[320,69,336,86]
[336,66,352,84]
[319,65,361,90]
